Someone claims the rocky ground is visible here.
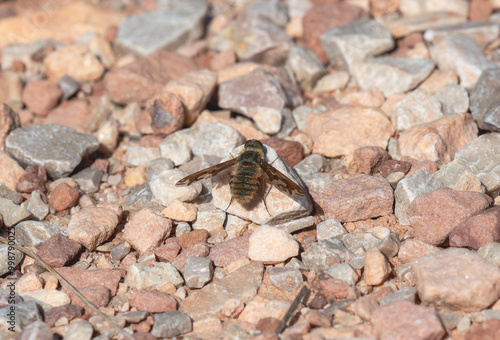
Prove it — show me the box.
[0,0,500,339]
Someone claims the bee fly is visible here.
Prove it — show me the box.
[175,140,306,211]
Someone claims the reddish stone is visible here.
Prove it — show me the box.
[256,317,280,332]
[397,33,424,48]
[154,238,180,262]
[467,319,500,340]
[315,277,360,302]
[138,91,185,135]
[0,104,20,149]
[139,134,164,148]
[302,3,367,63]
[55,267,122,295]
[469,0,492,21]
[209,235,250,267]
[68,285,111,315]
[210,49,236,71]
[378,159,411,177]
[91,159,109,173]
[42,99,91,132]
[16,165,47,193]
[178,229,210,249]
[129,290,177,313]
[402,156,438,176]
[398,239,441,264]
[171,242,210,273]
[44,304,84,326]
[37,234,82,267]
[22,80,61,117]
[49,183,80,211]
[261,138,304,168]
[449,206,500,250]
[353,146,390,175]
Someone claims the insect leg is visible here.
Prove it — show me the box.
[260,177,272,217]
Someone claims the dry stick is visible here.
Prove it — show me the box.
[275,285,309,335]
[0,236,134,340]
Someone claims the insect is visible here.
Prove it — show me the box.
[175,140,305,209]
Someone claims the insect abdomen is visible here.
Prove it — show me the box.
[230,163,261,203]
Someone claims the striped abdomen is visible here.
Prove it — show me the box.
[230,162,261,204]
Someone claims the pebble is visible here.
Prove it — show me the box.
[378,232,400,258]
[192,208,227,243]
[141,92,184,135]
[123,208,172,255]
[434,83,469,114]
[17,321,52,340]
[0,301,42,333]
[412,248,500,311]
[0,152,24,191]
[470,68,500,132]
[149,169,202,207]
[208,234,249,267]
[192,122,245,158]
[293,153,327,178]
[306,106,394,157]
[388,11,466,38]
[129,290,177,313]
[6,124,99,179]
[22,80,61,117]
[398,239,441,264]
[424,21,499,49]
[311,175,393,223]
[312,71,350,94]
[250,107,283,135]
[363,248,391,286]
[0,72,23,111]
[162,200,197,222]
[184,257,213,288]
[286,45,326,91]
[151,311,192,338]
[20,289,70,311]
[14,221,67,248]
[353,146,391,175]
[17,272,44,293]
[321,18,394,71]
[407,188,491,245]
[159,141,192,166]
[180,262,263,320]
[171,242,210,273]
[125,262,184,290]
[316,219,347,240]
[154,240,180,263]
[16,165,47,194]
[58,75,80,101]
[218,69,287,118]
[291,105,327,131]
[25,190,49,220]
[380,286,417,305]
[301,238,351,271]
[391,89,442,131]
[371,300,446,340]
[126,146,161,168]
[429,35,497,89]
[115,0,207,57]
[477,242,500,267]
[325,263,359,286]
[67,206,120,250]
[49,183,79,211]
[353,56,435,96]
[0,197,31,227]
[449,206,500,250]
[37,234,82,267]
[63,320,94,340]
[267,267,303,293]
[248,226,299,264]
[0,243,23,275]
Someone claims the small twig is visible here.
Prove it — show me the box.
[0,236,134,340]
[275,285,309,335]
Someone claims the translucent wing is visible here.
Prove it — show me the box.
[175,158,238,186]
[261,161,306,197]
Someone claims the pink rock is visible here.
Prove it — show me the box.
[129,290,177,313]
[49,183,79,211]
[371,300,445,340]
[42,99,91,133]
[467,319,500,340]
[378,159,411,178]
[22,80,61,116]
[37,234,82,267]
[260,138,304,168]
[171,242,210,273]
[138,91,184,135]
[352,146,390,175]
[398,239,441,264]
[16,165,47,193]
[469,0,492,22]
[123,208,172,255]
[55,267,122,295]
[407,188,491,245]
[401,156,438,176]
[68,285,111,315]
[449,206,500,250]
[68,206,120,250]
[178,229,210,249]
[311,175,394,222]
[208,234,249,267]
[44,304,84,326]
[154,238,180,262]
[316,277,360,302]
[0,104,20,149]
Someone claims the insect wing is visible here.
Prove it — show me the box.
[261,161,306,197]
[175,159,238,186]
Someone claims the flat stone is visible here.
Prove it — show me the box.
[325,263,359,286]
[391,89,442,131]
[411,248,500,311]
[0,182,22,205]
[123,208,172,255]
[424,21,499,49]
[37,234,82,267]
[115,0,207,57]
[152,311,192,338]
[0,197,31,227]
[302,238,352,271]
[150,169,202,207]
[449,206,500,250]
[208,234,249,267]
[311,175,393,223]
[129,290,177,313]
[470,67,500,132]
[55,267,122,295]
[67,285,111,315]
[125,262,184,289]
[248,226,299,264]
[44,304,84,327]
[387,11,466,38]
[180,262,263,320]
[380,286,417,305]
[192,122,245,158]
[430,35,498,89]
[6,124,99,179]
[267,267,303,293]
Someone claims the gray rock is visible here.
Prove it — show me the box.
[429,36,498,89]
[184,257,213,289]
[387,11,466,38]
[0,243,23,276]
[395,170,444,225]
[274,107,297,138]
[325,263,359,285]
[286,45,326,91]
[378,233,400,258]
[159,141,192,166]
[58,75,80,101]
[380,286,417,305]
[478,242,500,267]
[125,262,184,289]
[150,169,202,207]
[124,183,156,213]
[17,321,52,340]
[145,158,174,180]
[312,71,350,94]
[63,320,93,340]
[316,219,347,240]
[393,262,414,284]
[123,310,148,323]
[294,153,327,178]
[245,0,289,28]
[218,69,288,118]
[151,311,192,338]
[25,190,49,221]
[110,242,131,262]
[341,232,382,253]
[391,89,443,131]
[291,105,326,131]
[301,173,338,193]
[0,197,31,227]
[115,0,207,57]
[321,18,394,71]
[349,255,365,270]
[439,311,461,331]
[276,216,314,233]
[0,301,43,333]
[267,267,303,293]
[470,68,500,132]
[126,146,161,167]
[15,221,67,248]
[424,22,500,49]
[353,57,435,96]
[5,125,99,179]
[0,183,22,204]
[434,84,469,114]
[72,168,103,194]
[192,122,245,158]
[301,239,351,271]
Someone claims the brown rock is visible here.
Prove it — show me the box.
[68,285,111,315]
[353,146,391,175]
[449,206,500,250]
[303,309,331,327]
[68,206,120,250]
[407,188,491,245]
[311,175,394,223]
[210,49,236,71]
[370,0,399,17]
[123,208,172,255]
[261,138,304,167]
[402,156,438,176]
[378,159,411,177]
[44,304,84,326]
[56,267,122,295]
[209,234,250,267]
[103,51,199,105]
[22,80,61,117]
[467,319,500,340]
[364,248,392,286]
[154,238,180,262]
[0,104,20,150]
[178,229,210,249]
[0,152,24,190]
[41,99,91,133]
[338,88,385,108]
[37,234,82,267]
[171,242,210,273]
[352,296,379,321]
[49,183,79,211]
[302,3,367,63]
[315,276,360,302]
[16,165,47,193]
[129,290,177,313]
[371,300,445,340]
[139,92,184,134]
[398,239,441,264]
[469,0,492,21]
